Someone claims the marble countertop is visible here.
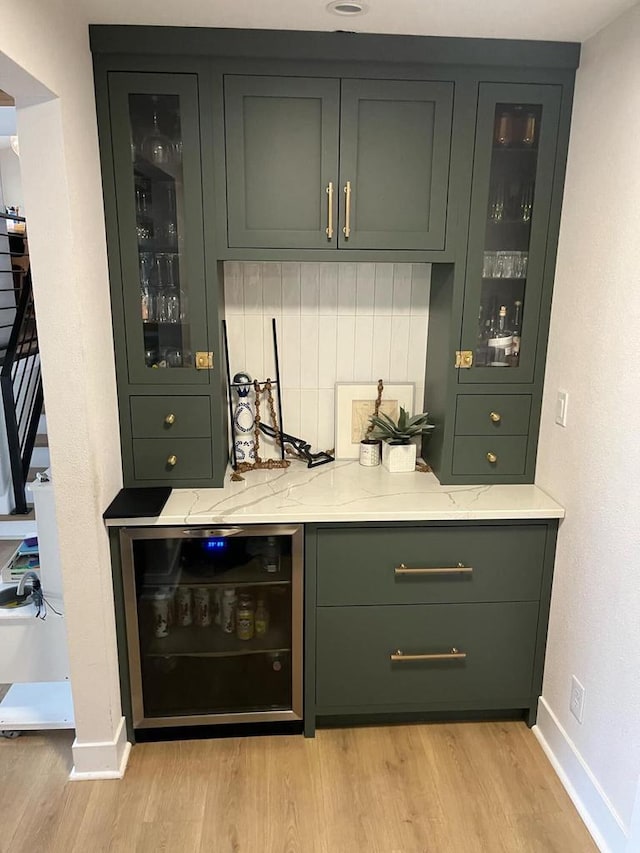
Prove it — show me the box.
[105,461,564,527]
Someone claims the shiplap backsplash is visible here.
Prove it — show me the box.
[223,262,431,454]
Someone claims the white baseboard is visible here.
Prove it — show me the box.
[69,715,131,780]
[534,696,629,853]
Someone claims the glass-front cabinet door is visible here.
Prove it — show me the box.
[459,83,562,384]
[120,526,303,728]
[108,73,210,385]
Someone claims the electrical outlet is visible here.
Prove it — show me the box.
[555,390,569,427]
[570,676,585,723]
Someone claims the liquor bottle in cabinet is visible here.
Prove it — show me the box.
[119,525,303,731]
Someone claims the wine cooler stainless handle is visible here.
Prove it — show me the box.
[181,527,245,537]
[394,562,472,576]
[391,648,466,662]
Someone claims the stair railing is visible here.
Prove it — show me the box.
[0,211,43,514]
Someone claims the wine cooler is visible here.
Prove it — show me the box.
[119,525,303,729]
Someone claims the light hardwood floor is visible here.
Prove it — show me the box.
[0,721,597,853]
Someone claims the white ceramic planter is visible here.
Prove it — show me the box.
[381,440,416,473]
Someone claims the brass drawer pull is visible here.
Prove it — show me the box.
[167,454,177,467]
[489,411,501,423]
[486,452,497,463]
[343,180,352,238]
[325,181,334,239]
[395,563,472,576]
[391,648,466,662]
[164,413,176,425]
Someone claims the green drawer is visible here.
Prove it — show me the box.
[452,435,527,476]
[316,601,538,710]
[317,525,545,606]
[130,396,211,439]
[455,395,531,435]
[132,438,213,480]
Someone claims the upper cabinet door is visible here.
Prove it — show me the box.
[109,72,210,386]
[338,79,453,250]
[459,83,562,385]
[224,76,340,249]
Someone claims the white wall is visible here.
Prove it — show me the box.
[224,262,430,453]
[0,147,23,211]
[535,4,640,851]
[0,1,127,776]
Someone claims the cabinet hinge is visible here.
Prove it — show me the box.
[195,351,214,370]
[455,350,473,369]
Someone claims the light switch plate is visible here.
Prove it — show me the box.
[555,390,569,427]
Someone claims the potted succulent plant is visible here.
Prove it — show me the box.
[368,407,435,473]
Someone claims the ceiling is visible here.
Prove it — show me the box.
[72,0,636,44]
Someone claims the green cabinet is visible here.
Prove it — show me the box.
[305,520,558,735]
[90,29,578,491]
[316,601,539,709]
[94,66,227,488]
[425,80,573,484]
[224,75,453,251]
[224,76,340,250]
[460,84,562,385]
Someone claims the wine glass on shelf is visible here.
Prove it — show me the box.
[489,182,505,223]
[520,183,533,222]
[142,96,174,168]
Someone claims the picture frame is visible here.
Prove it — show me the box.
[334,382,415,460]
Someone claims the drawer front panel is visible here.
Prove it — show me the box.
[130,396,211,439]
[132,438,213,480]
[455,395,531,436]
[317,525,545,606]
[316,602,538,709]
[452,435,527,476]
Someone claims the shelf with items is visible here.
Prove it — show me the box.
[176,555,291,587]
[144,622,291,658]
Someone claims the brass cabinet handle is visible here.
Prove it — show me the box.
[489,411,501,423]
[487,452,497,463]
[395,562,473,576]
[343,180,352,238]
[164,413,176,425]
[325,181,334,239]
[391,648,466,662]
[167,454,177,467]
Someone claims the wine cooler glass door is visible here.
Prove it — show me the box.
[108,73,210,386]
[459,83,562,385]
[120,525,303,728]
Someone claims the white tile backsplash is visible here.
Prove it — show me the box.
[337,262,357,314]
[243,262,262,313]
[282,262,301,314]
[356,262,376,314]
[317,316,338,389]
[224,261,431,455]
[392,263,413,314]
[262,262,282,315]
[300,262,320,314]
